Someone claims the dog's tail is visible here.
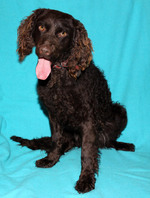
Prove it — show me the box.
[10,136,53,152]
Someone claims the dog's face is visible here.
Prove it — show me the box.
[32,10,75,63]
[17,9,93,78]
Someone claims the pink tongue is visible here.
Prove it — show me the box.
[36,59,51,80]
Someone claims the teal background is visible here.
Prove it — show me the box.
[0,0,150,197]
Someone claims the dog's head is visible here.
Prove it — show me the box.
[17,9,93,79]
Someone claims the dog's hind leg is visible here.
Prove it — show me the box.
[10,136,53,152]
[108,141,135,151]
[103,103,135,152]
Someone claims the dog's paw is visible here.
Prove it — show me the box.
[10,136,27,147]
[75,173,96,194]
[11,136,23,143]
[119,143,135,152]
[127,143,135,152]
[36,157,58,168]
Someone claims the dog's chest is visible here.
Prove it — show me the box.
[37,69,88,124]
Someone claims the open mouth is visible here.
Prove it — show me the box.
[36,58,69,80]
[36,58,52,80]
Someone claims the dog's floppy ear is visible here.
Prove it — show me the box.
[68,20,93,78]
[17,9,43,61]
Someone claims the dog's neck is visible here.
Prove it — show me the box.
[53,60,81,78]
[53,60,68,69]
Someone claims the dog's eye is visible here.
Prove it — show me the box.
[57,31,67,38]
[38,25,46,32]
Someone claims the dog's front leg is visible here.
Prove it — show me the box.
[36,117,75,168]
[36,117,63,168]
[75,121,99,193]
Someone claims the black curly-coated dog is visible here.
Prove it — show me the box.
[11,9,135,193]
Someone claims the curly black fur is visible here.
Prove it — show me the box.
[11,9,135,194]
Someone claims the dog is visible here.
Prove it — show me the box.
[11,9,135,193]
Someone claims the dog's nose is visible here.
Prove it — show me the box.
[39,46,50,56]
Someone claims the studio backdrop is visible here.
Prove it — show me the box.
[0,0,150,198]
